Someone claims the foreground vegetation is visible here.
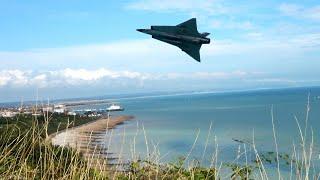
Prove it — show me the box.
[0,114,93,179]
[0,104,317,179]
[0,113,98,135]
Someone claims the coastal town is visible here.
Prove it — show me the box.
[0,102,124,118]
[0,104,78,118]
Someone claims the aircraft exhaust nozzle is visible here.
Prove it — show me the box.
[201,32,210,37]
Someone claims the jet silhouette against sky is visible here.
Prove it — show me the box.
[137,18,210,62]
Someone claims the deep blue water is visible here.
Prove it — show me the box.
[72,87,320,176]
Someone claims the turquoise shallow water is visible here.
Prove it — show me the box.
[73,87,320,176]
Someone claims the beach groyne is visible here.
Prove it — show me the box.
[50,115,134,171]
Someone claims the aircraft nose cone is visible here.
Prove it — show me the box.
[137,29,144,32]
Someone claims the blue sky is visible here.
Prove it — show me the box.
[0,0,320,102]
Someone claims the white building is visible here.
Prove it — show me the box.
[1,111,18,118]
[88,113,101,117]
[42,106,54,112]
[32,113,41,117]
[67,111,76,116]
[54,104,66,114]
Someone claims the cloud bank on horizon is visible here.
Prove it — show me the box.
[0,0,319,102]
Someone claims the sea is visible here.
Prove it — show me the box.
[67,87,320,177]
[46,87,320,177]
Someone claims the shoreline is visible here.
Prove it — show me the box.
[69,115,134,132]
[50,115,134,145]
[47,115,134,140]
[50,115,134,171]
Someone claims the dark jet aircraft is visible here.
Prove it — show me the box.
[137,18,210,62]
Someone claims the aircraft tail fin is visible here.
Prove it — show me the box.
[177,18,200,36]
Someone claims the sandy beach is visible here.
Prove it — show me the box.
[72,115,134,132]
[50,115,134,171]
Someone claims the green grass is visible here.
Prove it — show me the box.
[0,113,98,135]
[0,118,89,179]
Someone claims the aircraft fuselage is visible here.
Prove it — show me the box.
[137,29,210,45]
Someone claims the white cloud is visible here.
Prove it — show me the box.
[0,73,11,86]
[0,39,184,72]
[248,78,297,84]
[210,20,254,30]
[279,3,301,16]
[291,33,320,48]
[245,32,264,40]
[63,68,124,81]
[126,0,228,15]
[0,68,151,88]
[1,68,319,102]
[0,70,30,87]
[0,68,259,88]
[279,3,320,21]
[29,74,47,88]
[192,71,248,79]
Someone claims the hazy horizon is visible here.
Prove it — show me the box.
[1,85,319,105]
